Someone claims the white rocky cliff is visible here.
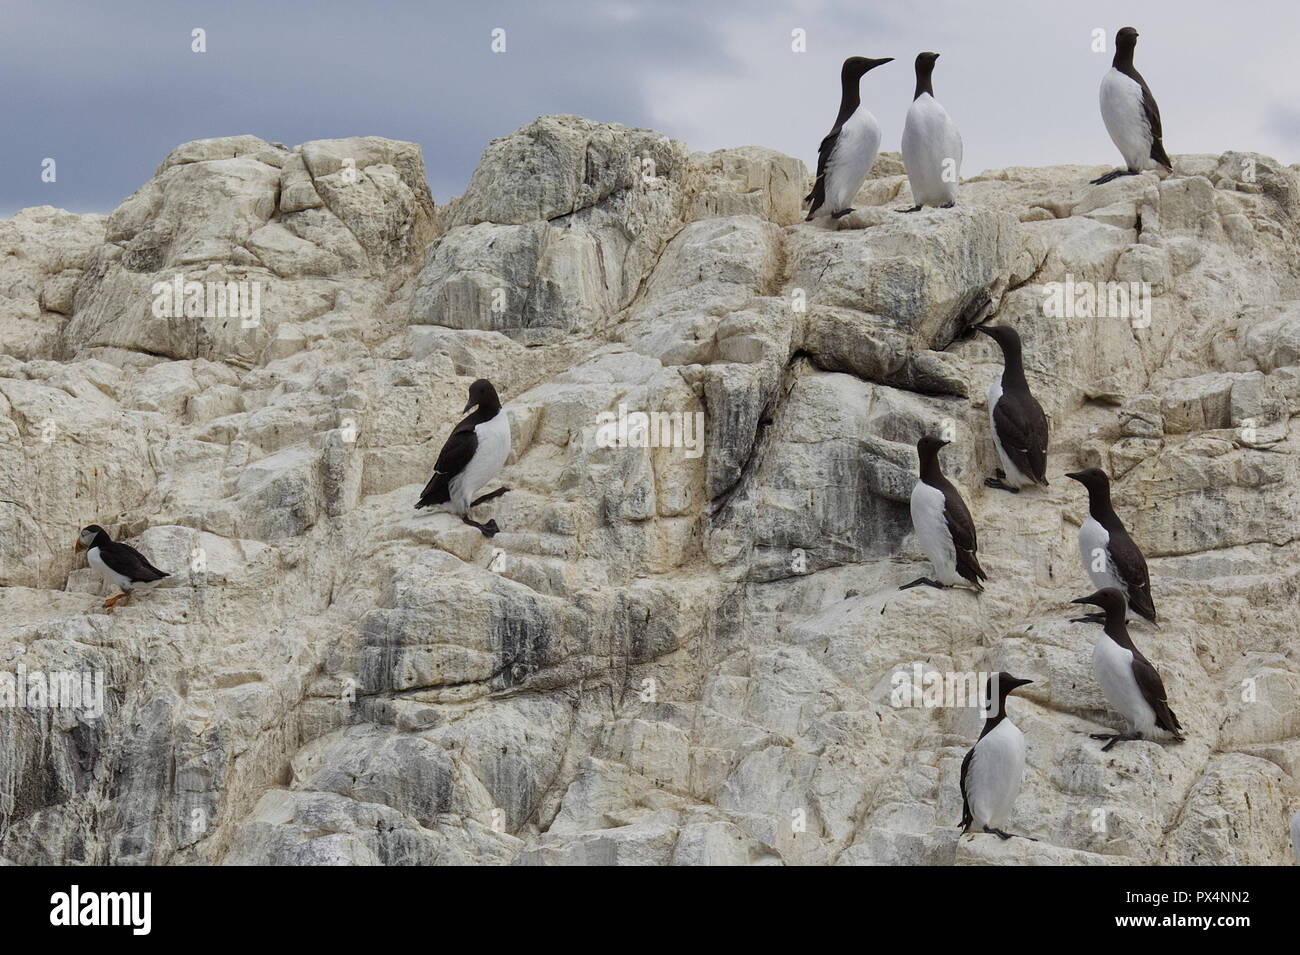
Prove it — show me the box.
[0,115,1297,865]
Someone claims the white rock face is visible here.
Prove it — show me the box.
[1,117,1298,865]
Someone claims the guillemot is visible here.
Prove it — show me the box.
[805,55,893,221]
[901,435,986,591]
[416,378,512,537]
[1092,27,1172,185]
[1066,467,1158,625]
[977,325,1049,493]
[899,52,962,210]
[960,672,1036,840]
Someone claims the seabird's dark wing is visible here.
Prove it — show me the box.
[941,483,986,587]
[1129,68,1171,170]
[993,392,1049,485]
[805,124,844,220]
[1130,651,1183,739]
[416,414,479,508]
[100,541,169,582]
[958,744,975,831]
[1107,528,1157,623]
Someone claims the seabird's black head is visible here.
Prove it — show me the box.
[984,671,1033,719]
[1116,27,1139,50]
[76,524,110,553]
[1072,587,1129,627]
[913,52,939,99]
[915,434,950,479]
[975,324,1023,360]
[842,55,893,84]
[463,378,501,415]
[1065,467,1110,493]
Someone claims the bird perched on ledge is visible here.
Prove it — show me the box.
[1092,26,1172,185]
[1072,588,1183,752]
[416,378,512,537]
[805,55,893,221]
[978,324,1049,493]
[1066,467,1158,625]
[75,524,170,612]
[960,672,1036,840]
[902,435,986,592]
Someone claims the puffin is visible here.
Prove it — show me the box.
[1071,588,1184,752]
[1066,467,1158,625]
[960,672,1036,840]
[416,378,512,537]
[977,325,1049,493]
[75,524,170,612]
[901,435,986,591]
[805,55,893,221]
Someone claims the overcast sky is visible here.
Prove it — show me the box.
[3,0,1298,218]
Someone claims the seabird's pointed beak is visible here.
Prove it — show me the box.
[939,440,951,447]
[74,539,84,553]
[1070,596,1092,606]
[463,400,476,413]
[974,325,992,337]
[1065,471,1083,482]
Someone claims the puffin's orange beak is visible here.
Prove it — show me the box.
[74,540,84,553]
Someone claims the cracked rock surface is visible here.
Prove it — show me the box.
[1,116,1298,865]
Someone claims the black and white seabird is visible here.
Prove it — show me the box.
[901,435,986,591]
[75,524,169,612]
[960,672,1035,840]
[899,52,963,211]
[1071,588,1184,752]
[1065,467,1158,625]
[1091,27,1172,185]
[805,55,893,221]
[416,378,512,537]
[977,325,1049,493]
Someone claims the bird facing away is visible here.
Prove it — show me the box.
[416,378,512,537]
[75,524,170,613]
[1092,27,1172,185]
[960,672,1035,840]
[805,55,893,221]
[977,325,1049,492]
[1066,467,1158,625]
[900,52,963,210]
[901,435,986,592]
[1071,588,1184,752]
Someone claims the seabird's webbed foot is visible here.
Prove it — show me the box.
[1089,169,1136,185]
[103,592,130,613]
[940,201,955,209]
[984,826,1013,841]
[462,515,500,538]
[830,208,855,219]
[984,477,1019,493]
[899,577,945,591]
[1090,731,1140,752]
[470,487,510,508]
[897,205,922,213]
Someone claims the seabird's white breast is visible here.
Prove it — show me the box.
[448,411,511,514]
[901,93,962,206]
[1099,68,1152,172]
[909,480,960,584]
[1092,635,1158,736]
[87,546,132,593]
[1078,517,1123,591]
[967,718,1026,829]
[823,106,881,213]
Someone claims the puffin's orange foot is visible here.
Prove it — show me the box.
[103,593,129,612]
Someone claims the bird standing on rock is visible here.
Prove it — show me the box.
[900,52,963,211]
[977,325,1049,493]
[902,435,986,591]
[805,55,893,221]
[1066,467,1158,625]
[1071,588,1184,752]
[1092,27,1172,185]
[960,672,1036,840]
[75,524,170,613]
[416,378,512,537]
